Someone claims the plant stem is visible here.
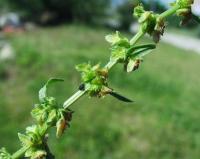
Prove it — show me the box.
[104,60,117,70]
[63,90,86,109]
[159,5,180,19]
[130,28,144,45]
[12,146,29,159]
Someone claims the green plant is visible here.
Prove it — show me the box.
[0,0,199,158]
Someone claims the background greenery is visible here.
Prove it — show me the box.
[0,25,200,159]
[1,0,109,24]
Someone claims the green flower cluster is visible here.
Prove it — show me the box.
[18,125,47,159]
[172,0,194,25]
[176,0,194,8]
[106,31,156,72]
[17,79,73,159]
[0,148,12,159]
[106,31,130,62]
[133,5,165,43]
[76,63,109,97]
[31,97,73,138]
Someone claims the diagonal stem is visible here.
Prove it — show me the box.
[63,90,86,109]
[12,146,29,159]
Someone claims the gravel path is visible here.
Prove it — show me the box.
[162,33,200,54]
[130,24,200,54]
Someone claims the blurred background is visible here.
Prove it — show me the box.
[0,0,200,159]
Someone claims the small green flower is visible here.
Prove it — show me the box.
[105,31,130,47]
[18,124,49,159]
[174,0,194,25]
[31,98,58,125]
[133,4,145,18]
[134,5,158,34]
[76,63,109,97]
[25,147,47,159]
[106,31,131,62]
[0,148,12,159]
[176,0,194,8]
[133,4,164,42]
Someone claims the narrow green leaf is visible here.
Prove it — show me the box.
[130,46,155,59]
[109,92,133,103]
[127,44,156,56]
[39,78,64,102]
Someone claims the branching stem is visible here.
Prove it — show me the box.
[159,5,180,19]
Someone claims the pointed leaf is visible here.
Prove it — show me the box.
[127,44,156,56]
[131,47,155,59]
[105,31,121,45]
[39,78,64,102]
[109,92,133,103]
[126,59,137,73]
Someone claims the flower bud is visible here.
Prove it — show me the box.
[56,118,66,138]
[133,5,145,18]
[0,148,12,159]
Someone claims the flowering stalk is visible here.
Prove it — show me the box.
[0,0,198,158]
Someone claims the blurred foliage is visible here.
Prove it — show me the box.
[0,62,9,80]
[0,25,200,158]
[3,0,110,24]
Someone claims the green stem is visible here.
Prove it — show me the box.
[12,146,29,159]
[159,5,180,19]
[104,60,117,70]
[63,90,86,109]
[130,28,144,45]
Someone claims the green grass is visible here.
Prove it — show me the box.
[0,25,200,159]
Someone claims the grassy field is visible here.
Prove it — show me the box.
[0,25,200,159]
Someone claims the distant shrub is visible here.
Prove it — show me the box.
[5,0,110,24]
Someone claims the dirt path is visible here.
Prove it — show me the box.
[162,33,200,54]
[130,24,200,54]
